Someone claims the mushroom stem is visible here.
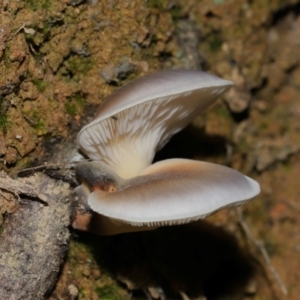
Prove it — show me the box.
[75,161,122,192]
[75,161,123,211]
[105,148,152,179]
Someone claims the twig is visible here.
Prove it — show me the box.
[284,201,300,212]
[15,23,36,36]
[16,162,73,174]
[236,207,288,296]
[16,159,91,175]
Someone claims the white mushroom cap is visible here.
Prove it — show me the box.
[78,70,232,178]
[80,159,260,227]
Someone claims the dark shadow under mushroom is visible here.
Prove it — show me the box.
[78,220,256,300]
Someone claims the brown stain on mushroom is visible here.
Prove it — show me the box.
[93,181,117,193]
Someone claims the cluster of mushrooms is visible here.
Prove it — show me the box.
[74,70,260,235]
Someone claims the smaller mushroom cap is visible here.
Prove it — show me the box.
[78,70,233,178]
[78,159,260,228]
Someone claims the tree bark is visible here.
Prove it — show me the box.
[0,172,72,300]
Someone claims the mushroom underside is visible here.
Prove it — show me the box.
[78,72,232,179]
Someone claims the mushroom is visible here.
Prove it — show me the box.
[77,70,233,178]
[74,70,260,235]
[75,159,259,235]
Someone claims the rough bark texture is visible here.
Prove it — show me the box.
[0,173,72,300]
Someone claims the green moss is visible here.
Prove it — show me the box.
[170,5,182,21]
[15,157,32,170]
[64,103,76,116]
[65,56,94,75]
[146,0,165,9]
[0,114,7,133]
[0,97,8,133]
[259,232,279,257]
[25,110,46,134]
[32,79,47,93]
[34,119,45,133]
[95,285,125,300]
[236,140,249,153]
[24,21,53,48]
[42,22,52,38]
[258,121,268,130]
[66,238,131,300]
[2,46,11,66]
[27,0,51,11]
[48,98,58,109]
[149,34,158,47]
[206,34,223,53]
[264,241,279,257]
[280,122,290,134]
[65,93,85,116]
[282,160,292,172]
[215,105,230,119]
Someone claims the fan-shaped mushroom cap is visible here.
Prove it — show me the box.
[75,159,260,231]
[78,70,232,178]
